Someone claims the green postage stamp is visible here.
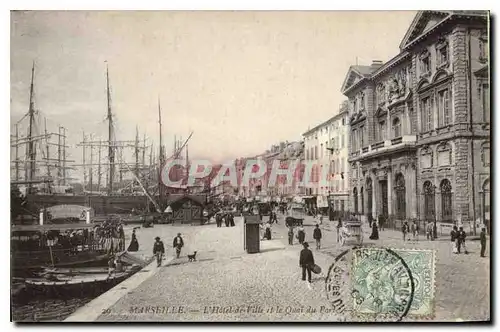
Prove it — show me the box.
[350,248,435,320]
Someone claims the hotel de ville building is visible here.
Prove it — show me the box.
[342,11,490,232]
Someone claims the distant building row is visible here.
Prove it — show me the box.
[231,11,489,229]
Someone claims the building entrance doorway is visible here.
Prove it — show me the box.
[380,180,388,217]
[366,178,373,218]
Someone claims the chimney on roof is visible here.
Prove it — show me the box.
[371,60,383,70]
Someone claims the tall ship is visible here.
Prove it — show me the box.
[11,62,206,223]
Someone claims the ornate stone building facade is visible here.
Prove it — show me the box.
[342,11,489,228]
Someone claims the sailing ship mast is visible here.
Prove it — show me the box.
[134,126,140,180]
[26,62,36,194]
[106,64,115,195]
[185,143,189,193]
[158,97,164,207]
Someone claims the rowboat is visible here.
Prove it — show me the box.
[25,264,141,297]
[39,267,110,276]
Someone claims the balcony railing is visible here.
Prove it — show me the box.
[350,136,416,160]
[391,137,403,145]
[371,141,385,150]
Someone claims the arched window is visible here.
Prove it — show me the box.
[423,181,435,221]
[366,178,373,217]
[378,120,386,141]
[440,179,452,222]
[395,173,406,219]
[360,187,365,214]
[393,117,401,138]
[353,188,358,214]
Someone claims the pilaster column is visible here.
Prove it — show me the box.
[412,163,418,219]
[405,103,411,135]
[387,110,391,140]
[387,167,393,216]
[436,189,442,222]
[358,184,363,214]
[372,171,378,219]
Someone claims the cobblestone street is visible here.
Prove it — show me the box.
[99,217,337,322]
[95,214,490,322]
[272,216,491,321]
[10,9,490,325]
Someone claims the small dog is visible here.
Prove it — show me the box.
[187,251,197,262]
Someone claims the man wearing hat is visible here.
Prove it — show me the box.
[313,224,322,250]
[173,233,184,259]
[153,236,165,267]
[299,242,315,287]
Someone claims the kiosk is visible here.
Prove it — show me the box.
[244,215,261,254]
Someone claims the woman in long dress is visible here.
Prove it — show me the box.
[369,220,379,240]
[127,229,139,252]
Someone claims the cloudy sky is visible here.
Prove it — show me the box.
[11,10,416,178]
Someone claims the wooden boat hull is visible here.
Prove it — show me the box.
[24,266,141,298]
[12,251,110,272]
[40,267,110,275]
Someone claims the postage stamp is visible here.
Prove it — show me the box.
[350,248,435,320]
[10,9,489,323]
[393,249,436,317]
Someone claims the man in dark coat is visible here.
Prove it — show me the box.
[173,233,184,258]
[336,218,343,243]
[402,221,409,241]
[230,213,235,227]
[480,227,487,257]
[215,213,221,227]
[458,227,468,254]
[272,211,278,224]
[313,224,322,250]
[299,242,315,285]
[297,226,306,245]
[288,226,294,245]
[153,236,165,267]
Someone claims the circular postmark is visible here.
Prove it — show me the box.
[325,247,415,322]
